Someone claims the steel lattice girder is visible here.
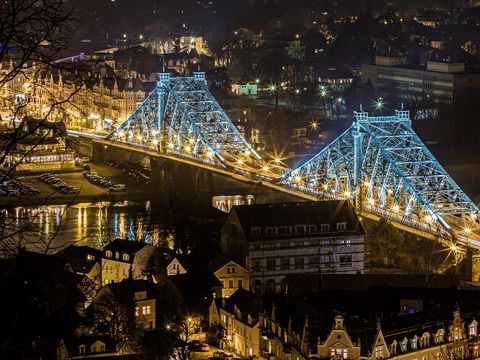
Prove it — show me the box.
[107,73,260,164]
[282,110,480,235]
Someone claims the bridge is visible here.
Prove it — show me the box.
[103,72,480,255]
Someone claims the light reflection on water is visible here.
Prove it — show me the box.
[7,201,175,252]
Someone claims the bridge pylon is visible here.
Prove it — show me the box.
[107,72,260,170]
[281,109,480,252]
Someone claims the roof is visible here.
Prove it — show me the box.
[230,200,365,237]
[207,254,238,273]
[222,288,260,323]
[284,274,460,295]
[103,279,159,303]
[16,117,68,138]
[56,245,102,274]
[103,239,148,255]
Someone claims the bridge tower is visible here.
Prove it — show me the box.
[281,109,480,251]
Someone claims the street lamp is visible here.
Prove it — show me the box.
[375,97,384,111]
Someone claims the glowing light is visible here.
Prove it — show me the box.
[425,214,433,223]
[311,121,318,130]
[344,191,351,198]
[450,244,458,252]
[118,130,125,137]
[262,166,269,172]
[270,84,276,91]
[237,159,243,165]
[322,184,328,190]
[245,150,251,156]
[166,324,171,330]
[375,97,384,110]
[337,97,343,104]
[189,138,195,144]
[139,34,144,40]
[368,198,375,205]
[167,142,174,149]
[464,228,472,235]
[387,189,393,194]
[363,181,370,187]
[255,78,260,84]
[187,317,192,323]
[470,213,477,220]
[128,132,134,139]
[137,135,143,141]
[295,89,300,94]
[206,151,214,158]
[152,139,158,145]
[392,205,400,212]
[185,145,191,152]
[274,157,281,164]
[294,175,302,183]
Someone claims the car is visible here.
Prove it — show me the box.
[200,343,210,352]
[83,164,91,171]
[110,184,125,191]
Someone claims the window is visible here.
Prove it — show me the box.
[295,225,305,233]
[142,305,151,315]
[375,346,383,359]
[336,222,347,231]
[251,227,261,237]
[252,260,260,272]
[309,256,319,266]
[229,280,234,288]
[79,345,86,354]
[401,338,408,352]
[339,239,351,247]
[321,224,330,232]
[411,337,417,350]
[469,322,477,337]
[105,250,112,258]
[122,253,129,261]
[266,259,276,271]
[280,258,290,270]
[294,257,304,269]
[115,252,119,260]
[238,279,243,288]
[339,255,352,267]
[265,227,275,235]
[330,348,348,359]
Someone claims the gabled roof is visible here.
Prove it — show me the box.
[230,200,364,236]
[56,245,102,274]
[103,239,148,255]
[102,279,159,304]
[207,254,242,273]
[223,288,260,323]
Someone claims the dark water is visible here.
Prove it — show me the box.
[4,200,176,253]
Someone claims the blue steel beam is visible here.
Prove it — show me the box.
[107,72,260,167]
[281,110,480,244]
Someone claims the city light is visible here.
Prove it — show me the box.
[464,228,472,235]
[152,139,158,145]
[274,157,281,164]
[392,205,400,212]
[262,166,269,172]
[294,175,302,183]
[237,159,243,165]
[310,121,318,130]
[368,198,375,205]
[375,97,384,110]
[168,142,174,149]
[344,191,351,198]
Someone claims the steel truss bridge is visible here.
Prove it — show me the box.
[106,72,480,255]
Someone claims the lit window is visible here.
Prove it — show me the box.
[142,305,151,315]
[122,253,129,261]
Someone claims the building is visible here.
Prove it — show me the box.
[56,245,103,303]
[93,279,160,332]
[231,83,258,95]
[2,117,75,172]
[209,288,261,357]
[221,201,365,293]
[208,255,250,298]
[101,239,163,285]
[361,56,480,105]
[166,255,188,276]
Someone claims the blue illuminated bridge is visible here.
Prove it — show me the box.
[100,72,480,255]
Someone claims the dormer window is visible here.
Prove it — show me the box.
[435,329,445,344]
[375,346,383,359]
[469,321,478,338]
[401,338,408,352]
[115,252,119,260]
[336,222,347,231]
[122,253,129,261]
[411,336,418,350]
[391,340,398,354]
[105,250,112,258]
[79,345,86,354]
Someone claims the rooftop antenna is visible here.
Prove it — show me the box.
[360,104,363,111]
[197,64,200,72]
[162,54,165,72]
[401,101,404,110]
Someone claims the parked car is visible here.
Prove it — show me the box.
[110,184,125,191]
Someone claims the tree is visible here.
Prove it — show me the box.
[0,0,95,255]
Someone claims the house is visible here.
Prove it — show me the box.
[93,279,161,331]
[208,255,250,298]
[3,117,75,172]
[231,83,258,95]
[101,239,163,285]
[209,288,261,357]
[56,245,103,302]
[57,335,134,360]
[220,201,365,293]
[166,254,188,276]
